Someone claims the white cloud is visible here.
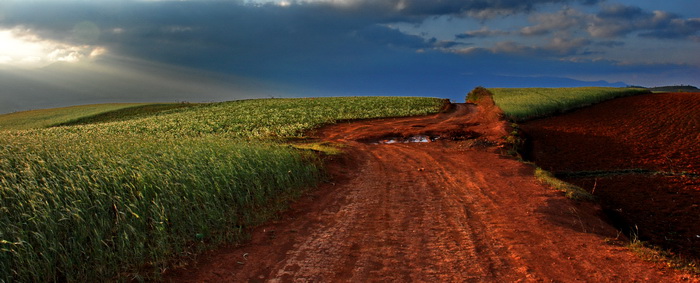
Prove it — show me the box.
[451,47,480,55]
[521,8,587,36]
[48,48,82,63]
[456,27,510,38]
[0,28,107,67]
[111,28,126,34]
[164,26,194,33]
[90,47,107,57]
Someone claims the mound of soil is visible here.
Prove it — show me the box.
[521,92,700,259]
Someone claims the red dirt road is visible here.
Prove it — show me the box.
[164,99,695,282]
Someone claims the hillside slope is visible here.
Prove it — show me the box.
[0,103,151,131]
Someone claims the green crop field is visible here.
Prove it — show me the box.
[486,87,650,121]
[46,97,445,139]
[0,96,444,282]
[0,103,154,131]
[50,103,197,128]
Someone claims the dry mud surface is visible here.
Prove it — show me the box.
[164,98,696,282]
[521,92,700,261]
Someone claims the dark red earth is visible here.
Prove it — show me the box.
[521,92,700,260]
[163,95,697,282]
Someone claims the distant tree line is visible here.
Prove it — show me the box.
[626,84,699,92]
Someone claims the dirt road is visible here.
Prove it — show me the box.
[165,100,695,282]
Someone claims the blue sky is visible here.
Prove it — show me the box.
[0,0,698,113]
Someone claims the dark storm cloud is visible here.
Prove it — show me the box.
[590,6,700,40]
[588,5,666,38]
[517,4,700,42]
[638,18,700,39]
[0,0,603,46]
[0,0,698,113]
[287,0,602,20]
[596,4,647,19]
[0,0,601,82]
[0,1,417,74]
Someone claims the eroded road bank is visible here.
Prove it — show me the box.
[165,100,696,282]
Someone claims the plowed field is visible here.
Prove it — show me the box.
[521,92,700,259]
[163,96,696,282]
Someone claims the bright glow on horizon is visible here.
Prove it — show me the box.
[0,28,106,68]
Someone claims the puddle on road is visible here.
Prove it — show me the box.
[364,130,481,145]
[376,135,435,144]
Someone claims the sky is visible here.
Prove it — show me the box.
[0,0,698,113]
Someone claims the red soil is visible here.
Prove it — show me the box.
[521,92,700,260]
[163,95,696,282]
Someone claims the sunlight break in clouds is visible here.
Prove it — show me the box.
[0,28,106,68]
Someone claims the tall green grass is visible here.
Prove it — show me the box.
[487,87,649,121]
[0,96,444,281]
[0,134,319,282]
